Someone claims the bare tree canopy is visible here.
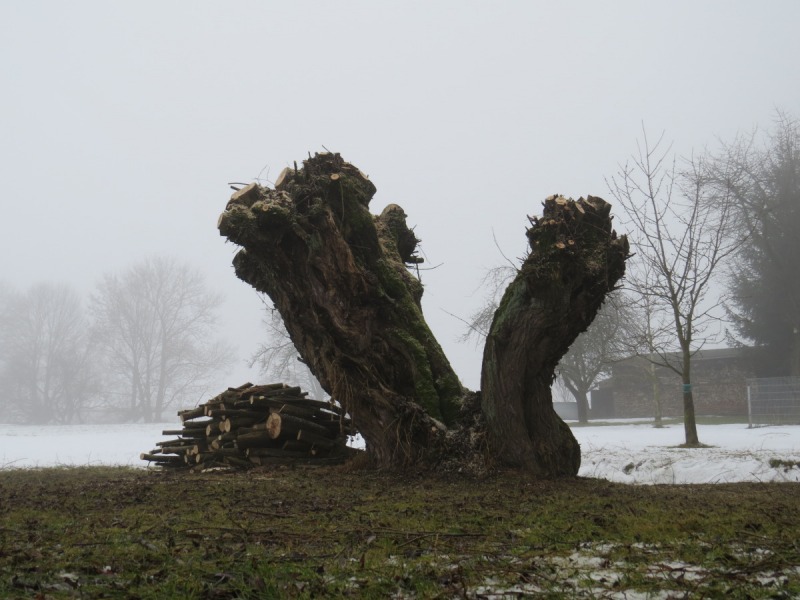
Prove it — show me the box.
[619,260,676,427]
[556,293,633,423]
[218,153,628,474]
[90,256,234,422]
[460,262,518,346]
[0,282,98,424]
[608,127,743,446]
[249,298,326,399]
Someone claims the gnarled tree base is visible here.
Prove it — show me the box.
[481,195,629,476]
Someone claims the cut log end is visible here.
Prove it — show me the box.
[143,382,354,470]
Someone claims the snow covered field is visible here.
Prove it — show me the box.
[1,421,799,485]
[575,422,800,484]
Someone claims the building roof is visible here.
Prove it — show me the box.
[615,347,749,367]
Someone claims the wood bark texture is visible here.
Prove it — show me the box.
[218,153,463,467]
[480,195,629,476]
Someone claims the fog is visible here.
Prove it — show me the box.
[2,1,799,392]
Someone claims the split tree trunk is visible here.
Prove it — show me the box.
[480,196,629,477]
[218,154,628,474]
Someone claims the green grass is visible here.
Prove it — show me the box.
[769,458,800,471]
[1,465,799,598]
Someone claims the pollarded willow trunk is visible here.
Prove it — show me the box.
[480,196,629,477]
[217,153,463,468]
[219,153,628,474]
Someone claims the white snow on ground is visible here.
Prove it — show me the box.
[0,423,175,470]
[573,422,800,484]
[1,420,799,484]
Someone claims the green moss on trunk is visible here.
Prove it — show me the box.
[218,153,463,468]
[481,195,628,476]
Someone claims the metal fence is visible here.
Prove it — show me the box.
[746,376,800,427]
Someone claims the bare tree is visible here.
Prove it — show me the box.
[249,297,326,399]
[556,293,632,423]
[218,153,628,473]
[0,283,99,424]
[460,262,518,346]
[619,263,676,428]
[608,128,742,446]
[606,261,680,428]
[91,256,234,422]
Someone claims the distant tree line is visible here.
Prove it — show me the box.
[0,256,234,424]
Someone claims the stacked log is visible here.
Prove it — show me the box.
[140,383,357,470]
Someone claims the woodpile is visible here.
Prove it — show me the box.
[141,382,357,470]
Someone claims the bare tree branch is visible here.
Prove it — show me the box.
[607,128,744,445]
[90,256,235,422]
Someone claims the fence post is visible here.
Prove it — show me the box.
[747,383,752,429]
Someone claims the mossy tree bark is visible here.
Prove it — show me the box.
[480,196,629,476]
[219,154,628,473]
[218,153,463,468]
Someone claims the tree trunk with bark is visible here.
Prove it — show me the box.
[218,153,462,468]
[480,196,629,476]
[561,381,591,424]
[680,348,700,446]
[218,154,628,473]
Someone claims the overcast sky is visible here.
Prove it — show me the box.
[1,1,798,390]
